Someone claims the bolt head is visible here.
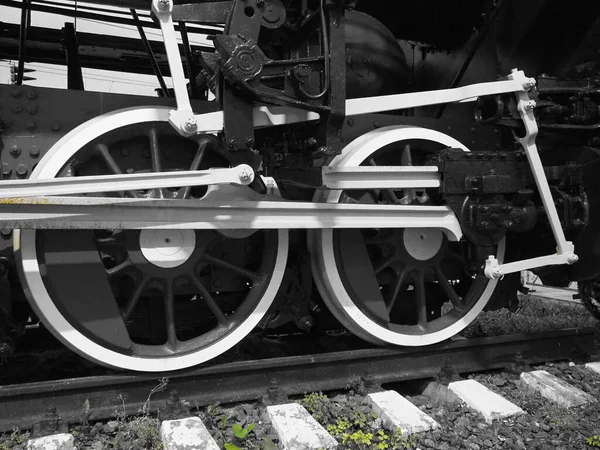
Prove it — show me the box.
[158,0,170,10]
[524,100,536,111]
[16,164,28,178]
[183,117,197,132]
[239,169,252,182]
[10,145,21,156]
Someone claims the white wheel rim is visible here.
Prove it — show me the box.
[310,125,505,346]
[14,106,289,372]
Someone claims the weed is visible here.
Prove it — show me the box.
[586,435,600,447]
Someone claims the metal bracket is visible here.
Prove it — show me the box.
[483,69,578,280]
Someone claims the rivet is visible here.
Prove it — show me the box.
[12,104,22,113]
[228,139,237,149]
[10,89,22,98]
[16,164,28,178]
[245,137,254,148]
[51,123,61,131]
[372,121,380,128]
[26,120,37,130]
[347,119,354,126]
[10,145,21,157]
[29,146,40,158]
[26,104,38,114]
[0,228,12,238]
[27,90,37,99]
[1,119,12,129]
[1,162,12,176]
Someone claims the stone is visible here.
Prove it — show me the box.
[585,361,600,376]
[90,441,104,450]
[367,390,440,434]
[448,379,525,423]
[266,403,338,449]
[160,417,219,450]
[520,370,598,408]
[26,433,75,450]
[422,381,462,406]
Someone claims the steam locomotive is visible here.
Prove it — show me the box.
[0,0,599,372]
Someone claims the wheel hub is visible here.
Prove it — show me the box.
[402,228,444,261]
[139,229,196,268]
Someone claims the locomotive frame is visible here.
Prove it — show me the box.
[0,0,599,372]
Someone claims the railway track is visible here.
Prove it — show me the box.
[1,327,597,437]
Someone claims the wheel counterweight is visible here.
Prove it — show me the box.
[310,126,505,346]
[14,107,289,372]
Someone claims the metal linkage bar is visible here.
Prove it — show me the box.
[483,69,577,280]
[0,165,254,198]
[322,166,440,190]
[0,197,463,240]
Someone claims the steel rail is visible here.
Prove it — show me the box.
[0,328,595,433]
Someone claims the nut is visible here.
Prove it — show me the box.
[16,164,28,178]
[567,253,579,264]
[238,169,253,182]
[524,100,536,111]
[157,0,170,10]
[10,145,21,157]
[183,117,197,132]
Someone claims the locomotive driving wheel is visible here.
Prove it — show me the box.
[310,126,505,346]
[14,107,288,372]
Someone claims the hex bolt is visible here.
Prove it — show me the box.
[0,228,12,239]
[158,0,170,10]
[228,139,237,149]
[183,117,197,132]
[524,100,536,111]
[29,146,40,158]
[10,145,21,157]
[16,164,28,178]
[245,137,255,148]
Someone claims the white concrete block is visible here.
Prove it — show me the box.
[267,403,338,450]
[160,417,219,450]
[367,390,439,434]
[585,361,600,376]
[448,379,525,423]
[27,433,75,450]
[520,370,598,408]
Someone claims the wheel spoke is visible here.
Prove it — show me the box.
[123,276,150,321]
[387,267,408,313]
[204,253,260,282]
[164,280,178,348]
[190,274,229,325]
[106,259,133,278]
[415,271,428,329]
[96,143,140,198]
[178,140,208,199]
[374,254,395,275]
[435,268,465,312]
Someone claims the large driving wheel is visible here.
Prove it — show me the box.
[14,107,288,372]
[310,126,505,346]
